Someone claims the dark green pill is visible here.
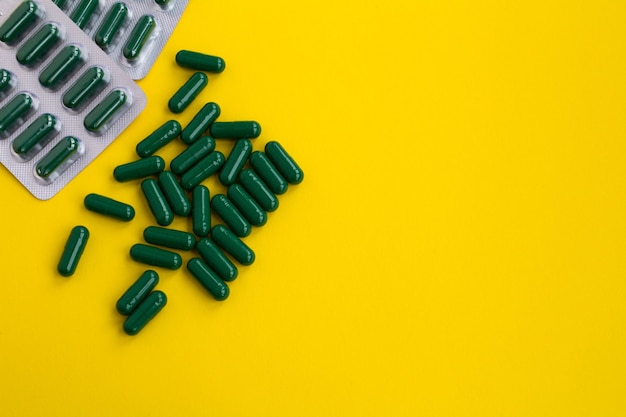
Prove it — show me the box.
[52,0,67,9]
[123,290,167,335]
[170,135,215,175]
[211,224,255,265]
[123,15,156,62]
[16,23,61,67]
[219,139,252,186]
[196,238,237,282]
[39,45,83,89]
[144,226,195,251]
[176,50,225,73]
[94,2,128,50]
[210,121,261,139]
[180,102,220,144]
[168,72,208,114]
[0,1,39,44]
[130,243,181,270]
[84,89,127,133]
[265,141,304,184]
[180,151,225,190]
[192,185,210,237]
[158,171,191,216]
[57,225,89,277]
[239,169,279,212]
[0,93,32,134]
[35,136,81,179]
[84,193,135,221]
[114,155,165,182]
[141,178,173,226]
[249,151,288,195]
[187,258,229,301]
[0,69,13,95]
[136,120,181,158]
[63,66,108,110]
[155,0,170,6]
[12,114,57,156]
[70,0,99,29]
[116,270,159,315]
[227,184,267,227]
[211,194,251,238]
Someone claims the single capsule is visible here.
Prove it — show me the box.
[123,290,167,335]
[187,258,229,301]
[227,184,267,227]
[170,135,215,175]
[196,238,238,282]
[211,194,251,238]
[238,169,279,212]
[35,136,81,179]
[39,45,83,89]
[211,225,255,265]
[84,193,135,221]
[179,151,225,190]
[136,120,181,158]
[176,50,225,73]
[144,226,195,251]
[157,171,191,216]
[52,0,68,10]
[63,66,108,110]
[0,93,33,134]
[0,70,13,95]
[16,23,61,67]
[114,155,165,182]
[265,141,304,184]
[168,72,208,114]
[192,185,211,237]
[180,102,220,144]
[94,2,129,50]
[57,225,89,277]
[0,1,39,44]
[130,243,181,270]
[123,15,156,62]
[12,114,58,157]
[210,121,261,139]
[249,151,288,195]
[84,89,127,134]
[219,139,252,186]
[141,178,173,226]
[70,0,99,30]
[116,270,159,315]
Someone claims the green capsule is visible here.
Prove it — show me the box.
[0,93,32,135]
[211,194,251,238]
[168,72,208,114]
[16,23,61,67]
[136,120,181,158]
[123,290,167,335]
[158,171,191,216]
[35,136,81,179]
[52,0,67,9]
[210,121,261,139]
[211,224,255,265]
[176,50,225,73]
[170,135,215,175]
[144,226,195,251]
[114,155,165,182]
[239,169,279,212]
[123,15,156,62]
[180,151,225,190]
[265,141,304,184]
[84,193,135,221]
[155,0,170,6]
[187,258,229,301]
[227,184,267,227]
[116,270,159,315]
[39,45,83,89]
[249,151,288,195]
[57,225,89,277]
[196,238,237,282]
[63,66,108,110]
[70,0,99,29]
[84,89,127,133]
[130,243,181,270]
[0,1,39,44]
[180,102,220,144]
[141,178,173,226]
[219,139,252,186]
[192,185,211,237]
[12,114,58,156]
[0,69,13,95]
[94,2,128,50]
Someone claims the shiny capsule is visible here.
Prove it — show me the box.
[35,136,81,179]
[63,66,108,110]
[0,93,33,135]
[192,185,211,237]
[219,139,252,186]
[180,102,220,144]
[170,135,215,175]
[249,151,288,195]
[227,184,267,227]
[116,270,159,315]
[211,224,255,265]
[70,0,99,30]
[176,50,225,73]
[84,193,135,221]
[114,155,165,182]
[84,89,127,133]
[136,120,181,158]
[196,238,237,282]
[16,23,61,67]
[158,171,191,216]
[94,2,128,50]
[130,243,181,269]
[123,15,156,62]
[211,194,251,238]
[143,226,195,251]
[57,225,89,277]
[12,113,58,157]
[39,45,83,89]
[155,0,170,6]
[52,0,68,9]
[265,141,304,184]
[239,169,279,212]
[0,1,39,44]
[210,121,261,139]
[168,72,208,114]
[187,258,229,301]
[180,151,225,190]
[123,290,167,335]
[0,70,13,95]
[141,178,173,226]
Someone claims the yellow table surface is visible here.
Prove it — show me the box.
[2,1,626,415]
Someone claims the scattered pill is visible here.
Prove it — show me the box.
[187,258,229,301]
[84,193,135,221]
[94,2,129,50]
[179,150,225,190]
[130,243,182,269]
[123,290,167,335]
[84,89,127,133]
[158,171,191,216]
[141,178,174,226]
[144,226,195,251]
[210,121,261,139]
[16,23,62,67]
[0,1,39,44]
[192,185,211,237]
[136,120,181,158]
[70,0,99,30]
[57,225,89,277]
[180,102,220,144]
[0,93,33,135]
[211,194,251,238]
[168,72,208,114]
[211,224,255,265]
[12,114,58,156]
[170,135,215,175]
[265,141,304,184]
[113,155,165,182]
[238,168,279,212]
[63,66,109,110]
[123,14,156,62]
[219,138,252,186]
[249,151,288,195]
[176,50,225,73]
[227,184,267,227]
[116,270,159,315]
[35,136,81,179]
[39,45,84,89]
[196,238,237,282]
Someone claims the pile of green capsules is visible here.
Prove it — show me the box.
[56,50,304,335]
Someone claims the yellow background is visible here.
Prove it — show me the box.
[2,0,626,415]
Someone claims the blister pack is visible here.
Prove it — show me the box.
[0,0,147,200]
[52,0,189,79]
